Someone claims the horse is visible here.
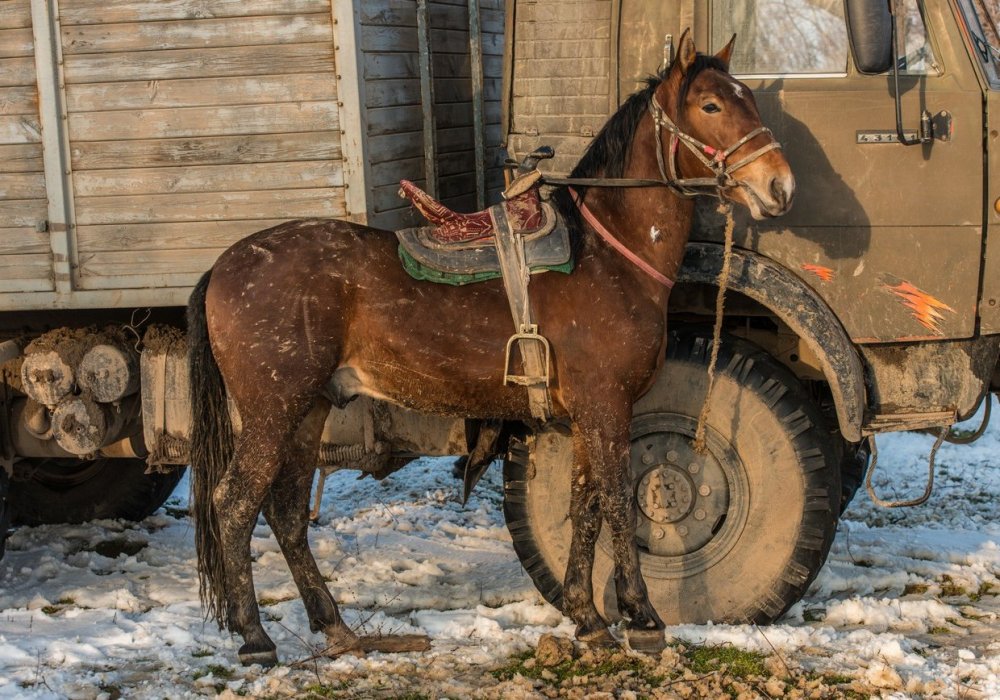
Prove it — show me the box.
[187,31,794,665]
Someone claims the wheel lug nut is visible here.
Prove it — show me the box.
[654,528,665,539]
[688,462,700,474]
[667,450,679,462]
[694,509,706,521]
[642,453,655,465]
[698,484,711,497]
[677,525,689,536]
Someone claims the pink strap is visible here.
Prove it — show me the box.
[568,188,674,289]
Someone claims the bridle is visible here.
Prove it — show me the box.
[647,95,782,199]
[543,86,783,201]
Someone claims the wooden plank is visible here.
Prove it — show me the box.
[0,26,33,58]
[74,187,346,225]
[0,56,35,87]
[67,74,336,112]
[0,2,32,30]
[361,24,502,56]
[0,171,44,198]
[365,76,500,109]
[369,125,482,164]
[0,85,38,115]
[0,197,45,227]
[0,114,40,143]
[64,43,336,84]
[77,219,288,252]
[58,0,330,26]
[62,14,332,54]
[367,100,500,136]
[79,247,229,276]
[364,51,501,81]
[74,160,344,197]
[0,251,53,291]
[76,271,203,291]
[0,226,51,254]
[70,131,342,170]
[69,101,339,141]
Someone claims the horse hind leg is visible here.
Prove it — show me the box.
[214,410,311,666]
[262,399,361,656]
[263,399,432,658]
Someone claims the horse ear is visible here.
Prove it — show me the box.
[715,33,737,72]
[676,28,696,75]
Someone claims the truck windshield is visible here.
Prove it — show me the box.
[711,0,938,77]
[965,0,1000,83]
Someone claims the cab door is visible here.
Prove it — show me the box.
[695,0,983,342]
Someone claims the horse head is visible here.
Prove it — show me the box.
[654,31,794,219]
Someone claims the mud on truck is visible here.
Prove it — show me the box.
[1,0,999,626]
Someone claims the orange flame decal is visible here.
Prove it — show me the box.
[883,281,955,334]
[802,264,834,282]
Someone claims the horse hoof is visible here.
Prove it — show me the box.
[323,623,363,658]
[576,628,618,649]
[238,646,279,667]
[625,628,666,654]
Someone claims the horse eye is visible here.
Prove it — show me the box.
[702,103,721,114]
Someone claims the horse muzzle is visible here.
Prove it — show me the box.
[743,171,795,220]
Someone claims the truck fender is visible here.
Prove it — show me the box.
[677,242,865,443]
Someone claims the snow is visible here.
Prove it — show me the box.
[0,400,999,698]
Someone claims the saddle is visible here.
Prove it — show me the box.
[394,149,567,422]
[394,170,572,281]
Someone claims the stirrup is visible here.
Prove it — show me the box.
[503,324,551,387]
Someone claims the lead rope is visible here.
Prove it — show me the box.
[693,202,735,454]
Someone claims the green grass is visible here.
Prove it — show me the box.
[684,645,768,679]
[192,664,234,681]
[492,649,659,686]
[300,681,351,698]
[190,648,214,658]
[927,625,953,635]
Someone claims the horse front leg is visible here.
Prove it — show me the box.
[563,430,616,646]
[575,408,665,652]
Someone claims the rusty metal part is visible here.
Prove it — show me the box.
[51,393,141,456]
[20,350,75,408]
[865,430,945,508]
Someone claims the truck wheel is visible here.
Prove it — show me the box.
[10,458,184,526]
[503,329,841,625]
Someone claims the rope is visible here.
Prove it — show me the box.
[693,203,735,454]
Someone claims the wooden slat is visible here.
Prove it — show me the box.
[0,253,52,284]
[0,2,32,30]
[74,160,344,197]
[70,131,342,170]
[369,125,482,163]
[0,171,44,198]
[0,56,35,88]
[365,76,500,108]
[69,101,339,141]
[77,219,288,252]
[361,25,502,56]
[77,271,203,290]
[0,143,42,172]
[64,43,336,84]
[75,187,346,225]
[0,198,45,227]
[79,248,229,277]
[367,101,500,136]
[67,74,336,112]
[0,114,40,143]
[364,52,501,81]
[62,14,332,54]
[0,227,51,255]
[0,26,33,58]
[58,0,330,26]
[370,150,491,187]
[0,85,38,115]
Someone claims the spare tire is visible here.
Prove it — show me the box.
[10,457,184,526]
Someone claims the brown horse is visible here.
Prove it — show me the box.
[187,33,793,665]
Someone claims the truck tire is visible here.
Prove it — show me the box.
[503,329,841,625]
[10,458,184,526]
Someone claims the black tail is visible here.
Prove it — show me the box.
[188,269,235,630]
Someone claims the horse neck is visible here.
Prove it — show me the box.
[583,111,695,292]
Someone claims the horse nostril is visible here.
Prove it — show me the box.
[769,177,789,209]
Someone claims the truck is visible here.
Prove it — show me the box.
[1,0,998,627]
